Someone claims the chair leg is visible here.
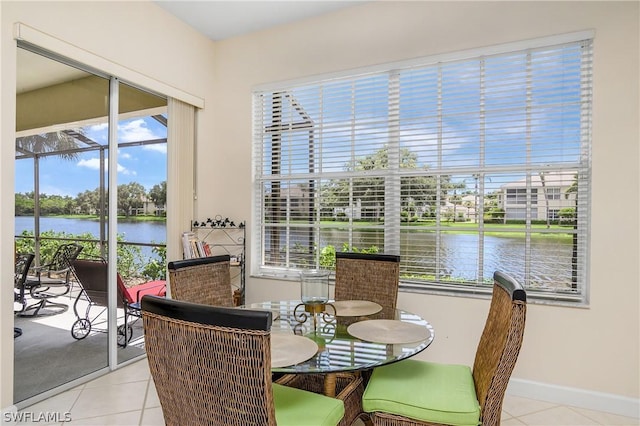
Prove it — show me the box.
[123,308,129,347]
[18,298,68,317]
[356,413,373,426]
[118,306,139,347]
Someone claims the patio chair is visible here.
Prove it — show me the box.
[116,273,166,347]
[167,255,234,307]
[13,253,35,337]
[18,242,83,317]
[70,256,166,347]
[141,295,345,426]
[361,271,527,426]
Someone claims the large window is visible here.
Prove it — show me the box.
[253,34,592,303]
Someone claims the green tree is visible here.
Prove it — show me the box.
[148,181,167,208]
[15,192,34,215]
[76,188,101,215]
[39,194,74,215]
[565,174,578,198]
[447,182,466,223]
[559,207,576,222]
[321,146,449,219]
[117,182,146,217]
[484,191,499,208]
[142,245,167,280]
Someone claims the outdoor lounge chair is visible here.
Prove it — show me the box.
[116,273,166,346]
[18,242,83,317]
[70,256,166,347]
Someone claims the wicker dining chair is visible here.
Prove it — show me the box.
[334,252,401,320]
[142,295,345,426]
[167,255,234,307]
[276,252,400,426]
[361,271,527,426]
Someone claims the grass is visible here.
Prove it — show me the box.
[315,219,575,236]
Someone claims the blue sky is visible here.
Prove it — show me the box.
[15,116,167,197]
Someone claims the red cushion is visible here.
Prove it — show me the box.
[122,280,166,303]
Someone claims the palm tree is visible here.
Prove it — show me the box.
[16,131,81,160]
[539,171,550,228]
[565,173,579,289]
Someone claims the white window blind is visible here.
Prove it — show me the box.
[253,36,592,303]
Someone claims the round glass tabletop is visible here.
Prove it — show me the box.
[243,300,435,374]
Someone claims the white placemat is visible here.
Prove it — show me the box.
[271,334,318,368]
[332,300,382,317]
[347,319,431,344]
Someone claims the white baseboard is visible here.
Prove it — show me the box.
[507,378,640,419]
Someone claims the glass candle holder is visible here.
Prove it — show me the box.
[300,270,329,305]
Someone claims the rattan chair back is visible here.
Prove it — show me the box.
[472,271,527,425]
[168,255,233,307]
[142,295,276,426]
[334,252,400,319]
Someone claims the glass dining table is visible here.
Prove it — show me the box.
[241,299,435,397]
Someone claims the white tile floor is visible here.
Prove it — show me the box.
[15,358,639,426]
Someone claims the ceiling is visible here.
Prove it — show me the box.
[153,1,363,41]
[18,1,363,95]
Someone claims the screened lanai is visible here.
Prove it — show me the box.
[14,46,169,404]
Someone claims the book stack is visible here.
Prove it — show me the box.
[181,231,213,259]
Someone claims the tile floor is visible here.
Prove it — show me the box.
[14,358,639,426]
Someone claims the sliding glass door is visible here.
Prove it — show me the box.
[14,46,168,404]
[116,82,167,363]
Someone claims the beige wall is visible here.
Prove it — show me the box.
[1,0,638,413]
[0,0,215,408]
[208,0,639,403]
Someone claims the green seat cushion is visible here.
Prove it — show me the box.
[273,383,345,426]
[363,359,480,426]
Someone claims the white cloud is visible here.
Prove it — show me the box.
[82,118,166,150]
[88,123,108,131]
[143,144,167,154]
[77,158,134,175]
[119,119,158,143]
[77,158,101,170]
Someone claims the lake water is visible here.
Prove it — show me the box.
[267,226,574,288]
[16,217,573,288]
[15,216,166,263]
[15,216,166,244]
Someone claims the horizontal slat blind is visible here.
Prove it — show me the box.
[253,37,592,302]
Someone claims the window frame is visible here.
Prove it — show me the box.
[252,31,593,305]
